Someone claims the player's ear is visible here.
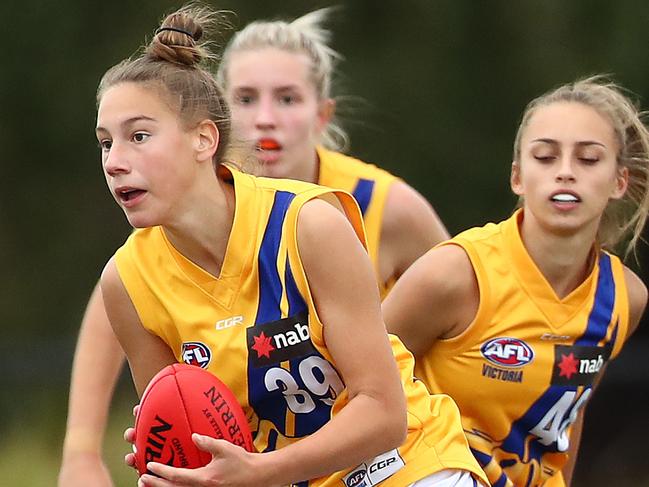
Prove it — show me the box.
[610,166,629,200]
[510,161,524,196]
[194,119,219,163]
[316,98,335,134]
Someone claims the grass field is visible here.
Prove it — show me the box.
[0,389,138,486]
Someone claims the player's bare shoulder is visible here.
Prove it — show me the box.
[383,243,479,354]
[416,244,479,322]
[99,257,123,303]
[380,181,449,276]
[296,197,350,246]
[622,265,648,337]
[382,181,447,241]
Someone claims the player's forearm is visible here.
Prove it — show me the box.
[63,286,126,455]
[258,392,406,485]
[63,351,124,454]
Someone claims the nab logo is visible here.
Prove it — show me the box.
[481,337,534,368]
[247,312,316,367]
[181,342,211,368]
[272,321,310,349]
[551,344,610,386]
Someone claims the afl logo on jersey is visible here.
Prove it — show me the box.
[181,342,211,369]
[344,468,367,487]
[481,337,534,368]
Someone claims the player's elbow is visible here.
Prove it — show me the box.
[385,409,408,450]
[377,388,409,449]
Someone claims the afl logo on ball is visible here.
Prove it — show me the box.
[481,337,534,368]
[181,342,211,368]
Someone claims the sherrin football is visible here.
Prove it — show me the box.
[134,363,255,475]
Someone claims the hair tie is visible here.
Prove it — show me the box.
[156,26,195,40]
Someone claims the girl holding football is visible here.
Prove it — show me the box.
[58,7,449,487]
[93,4,486,486]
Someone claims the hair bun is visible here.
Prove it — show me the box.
[146,5,215,66]
[156,26,199,42]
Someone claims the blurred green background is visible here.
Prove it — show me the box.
[2,0,648,485]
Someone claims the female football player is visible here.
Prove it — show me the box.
[383,76,649,487]
[58,8,449,487]
[93,4,487,486]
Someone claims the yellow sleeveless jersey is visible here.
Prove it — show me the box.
[114,166,487,487]
[317,147,398,297]
[416,209,630,487]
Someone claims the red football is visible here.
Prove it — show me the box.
[134,363,255,475]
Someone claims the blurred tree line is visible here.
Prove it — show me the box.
[1,0,647,484]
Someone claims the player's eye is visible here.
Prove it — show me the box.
[98,139,112,151]
[279,95,296,105]
[533,155,555,162]
[235,94,254,105]
[132,132,150,143]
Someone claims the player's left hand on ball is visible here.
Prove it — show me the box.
[139,433,270,487]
